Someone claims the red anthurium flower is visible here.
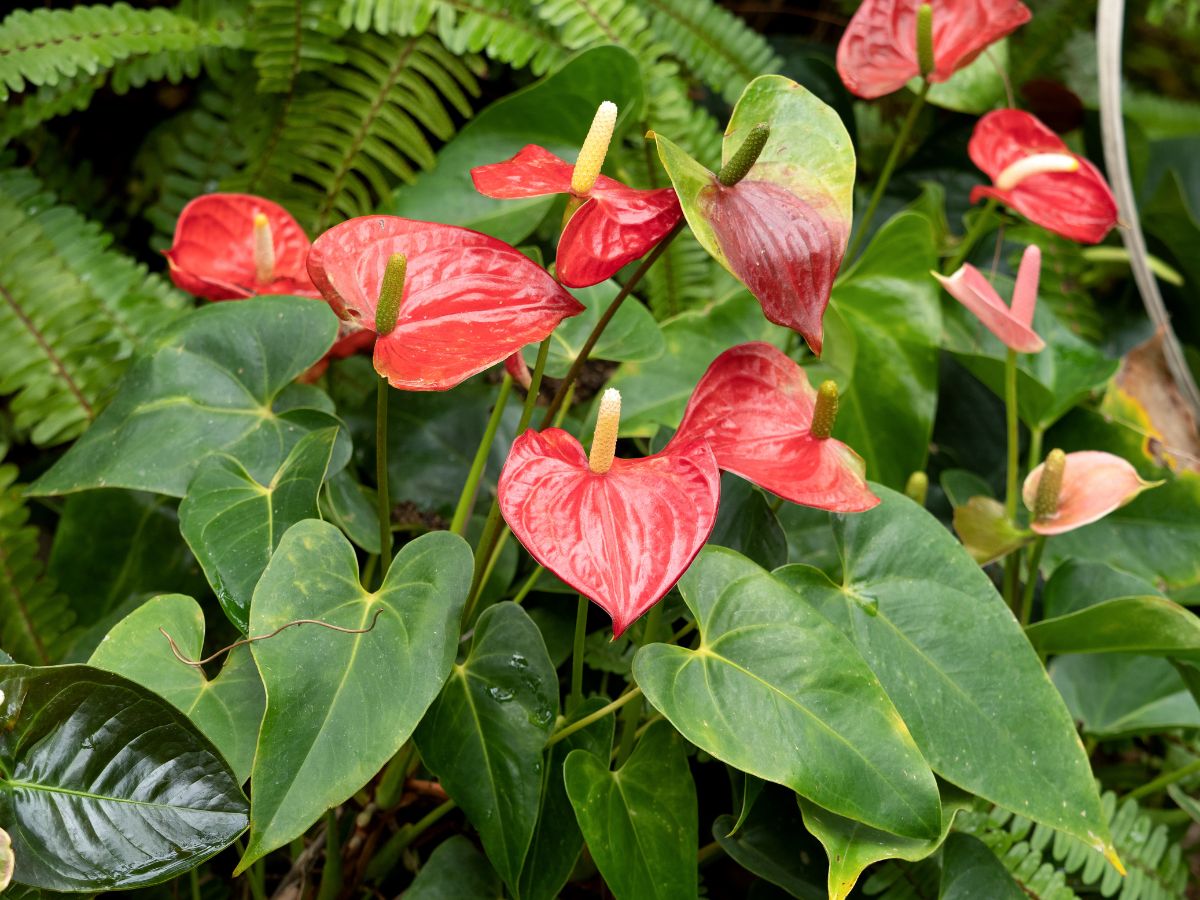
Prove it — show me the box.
[307,215,584,391]
[838,0,1031,99]
[166,193,315,300]
[1023,449,1161,536]
[471,103,682,289]
[499,390,721,637]
[969,110,1119,244]
[670,342,879,512]
[934,244,1044,353]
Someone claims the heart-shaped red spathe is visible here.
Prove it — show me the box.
[1023,450,1160,536]
[499,428,721,637]
[165,193,315,300]
[307,216,585,391]
[837,0,1031,99]
[670,342,878,512]
[934,244,1045,353]
[470,145,681,289]
[969,110,1118,244]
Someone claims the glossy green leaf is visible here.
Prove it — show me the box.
[939,832,1025,900]
[404,836,503,900]
[776,505,841,577]
[1041,560,1161,619]
[654,75,853,279]
[634,546,941,840]
[564,720,698,900]
[88,593,265,783]
[321,469,380,554]
[414,602,558,894]
[1027,595,1200,659]
[713,785,824,899]
[242,522,471,869]
[29,297,344,498]
[911,42,1010,114]
[813,212,941,488]
[1051,654,1200,737]
[0,664,247,891]
[518,696,615,900]
[48,489,206,629]
[943,286,1118,430]
[603,290,789,438]
[708,475,787,570]
[774,486,1113,855]
[180,428,337,633]
[525,278,664,379]
[797,787,972,900]
[389,45,642,243]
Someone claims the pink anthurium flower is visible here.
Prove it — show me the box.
[499,389,721,638]
[933,244,1045,353]
[471,102,682,289]
[838,0,1031,99]
[969,110,1119,244]
[307,215,584,391]
[1023,449,1161,536]
[669,342,879,512]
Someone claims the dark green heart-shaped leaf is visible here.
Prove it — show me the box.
[389,45,643,243]
[634,546,940,840]
[88,594,265,783]
[404,835,504,900]
[910,42,1010,113]
[321,469,380,554]
[415,602,558,894]
[564,720,698,900]
[241,522,471,869]
[798,787,972,900]
[525,278,664,379]
[1027,596,1200,660]
[940,833,1025,900]
[1052,654,1200,738]
[708,475,788,570]
[518,695,615,900]
[1041,560,1161,619]
[713,784,824,899]
[0,664,248,891]
[180,427,338,633]
[774,486,1113,857]
[29,297,344,498]
[813,212,941,489]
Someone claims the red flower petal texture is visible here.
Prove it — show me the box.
[499,429,721,637]
[307,215,585,391]
[1022,450,1159,536]
[837,0,1031,99]
[470,145,681,288]
[969,110,1118,244]
[165,193,315,300]
[670,342,879,512]
[699,181,845,355]
[933,244,1045,353]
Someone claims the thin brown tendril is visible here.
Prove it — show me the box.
[160,610,385,669]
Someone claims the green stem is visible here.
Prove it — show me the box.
[541,222,684,427]
[642,600,665,645]
[190,867,202,900]
[247,861,267,900]
[846,80,930,262]
[375,376,392,577]
[1020,536,1046,626]
[614,692,644,767]
[944,198,999,274]
[315,810,341,900]
[670,619,697,645]
[1001,348,1022,612]
[365,800,457,881]
[569,595,588,712]
[1026,425,1044,473]
[511,566,544,606]
[697,840,725,866]
[1126,758,1200,801]
[547,686,642,747]
[450,375,514,536]
[374,741,416,810]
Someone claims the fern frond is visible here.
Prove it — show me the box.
[636,0,779,103]
[861,858,941,900]
[0,75,102,147]
[251,0,347,93]
[235,31,480,232]
[0,3,243,103]
[958,792,1190,900]
[0,465,74,664]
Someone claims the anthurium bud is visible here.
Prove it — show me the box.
[905,471,928,506]
[374,252,407,336]
[810,380,839,439]
[717,122,771,187]
[589,388,621,474]
[1032,448,1066,522]
[994,153,1081,191]
[571,101,618,196]
[916,3,935,77]
[253,212,275,285]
